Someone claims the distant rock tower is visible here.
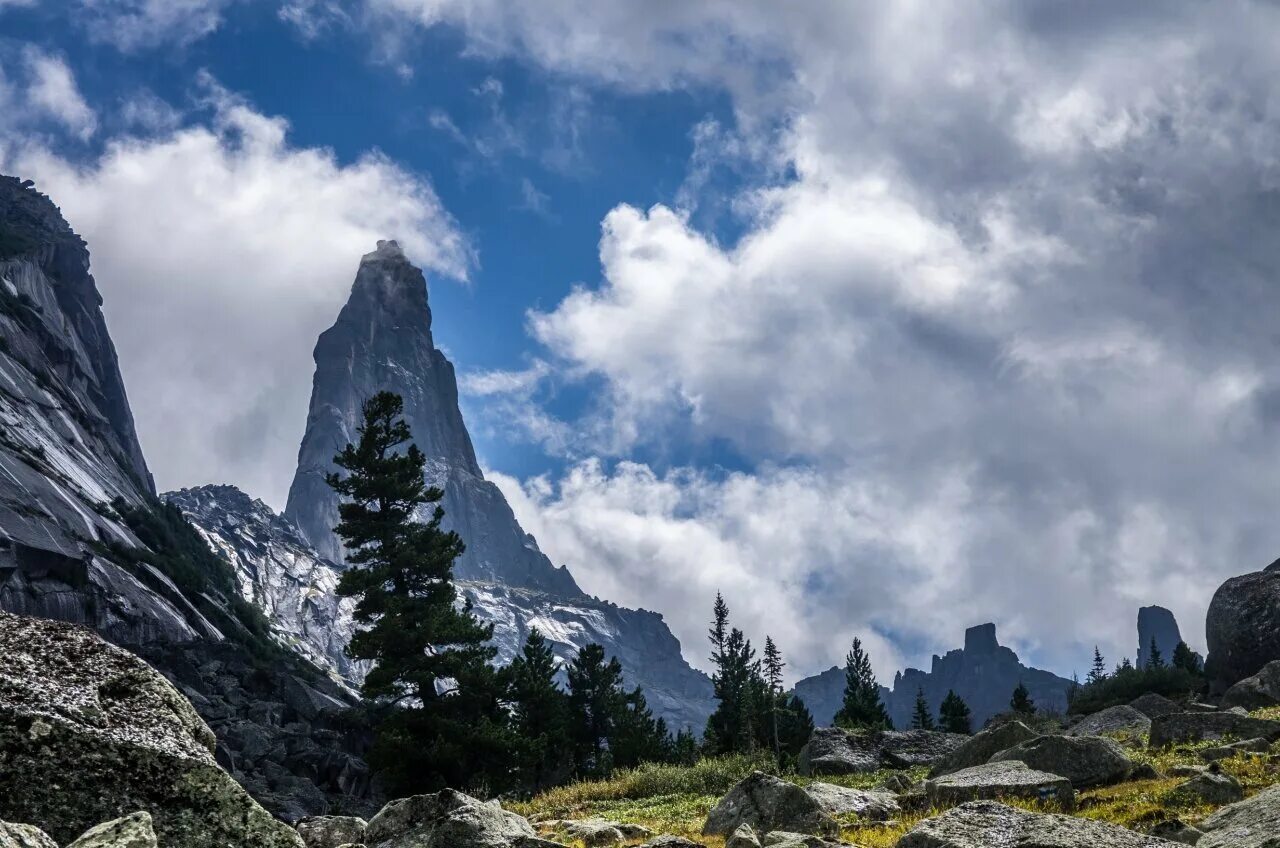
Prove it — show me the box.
[1136,606,1183,668]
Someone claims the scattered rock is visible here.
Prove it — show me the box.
[725,824,760,848]
[363,789,539,848]
[1067,706,1152,739]
[1205,559,1280,692]
[65,813,157,848]
[1199,782,1280,848]
[923,761,1076,811]
[298,816,368,848]
[898,800,1169,848]
[1150,820,1203,845]
[641,837,702,848]
[796,728,878,775]
[0,822,56,848]
[928,721,1039,777]
[1130,693,1180,719]
[1166,772,1244,806]
[988,734,1134,787]
[0,613,303,847]
[759,833,842,848]
[802,782,898,821]
[702,772,837,837]
[1221,660,1280,711]
[1130,763,1162,780]
[1201,738,1273,762]
[553,821,627,847]
[1148,712,1280,748]
[876,773,915,793]
[878,729,968,768]
[1169,765,1208,777]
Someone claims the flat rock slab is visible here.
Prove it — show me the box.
[898,800,1174,848]
[1068,706,1152,739]
[1202,738,1272,762]
[929,721,1039,778]
[1199,783,1280,848]
[802,783,898,821]
[703,772,837,837]
[989,734,1134,787]
[1149,712,1280,748]
[924,761,1076,811]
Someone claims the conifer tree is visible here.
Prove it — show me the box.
[1010,681,1035,715]
[1087,646,1108,684]
[833,638,893,730]
[911,687,935,730]
[567,643,627,777]
[611,687,672,768]
[763,636,785,768]
[1172,641,1200,673]
[704,596,761,754]
[328,391,511,794]
[938,690,971,734]
[507,629,572,792]
[1146,636,1164,669]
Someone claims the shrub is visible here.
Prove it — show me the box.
[1068,665,1203,715]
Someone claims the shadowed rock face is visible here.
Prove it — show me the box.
[793,623,1073,729]
[277,242,713,733]
[1205,560,1280,692]
[1137,606,1183,669]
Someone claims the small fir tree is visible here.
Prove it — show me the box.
[1146,637,1164,669]
[938,690,972,734]
[833,638,893,730]
[328,391,511,794]
[1172,641,1200,673]
[911,687,936,730]
[1087,646,1108,684]
[506,629,573,792]
[1010,681,1035,715]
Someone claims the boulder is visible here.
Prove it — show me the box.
[1131,763,1162,780]
[1150,820,1203,846]
[1220,660,1280,711]
[66,813,157,848]
[0,612,303,847]
[641,837,702,848]
[923,761,1075,811]
[1148,712,1280,748]
[759,833,843,848]
[898,800,1170,848]
[1169,765,1209,777]
[988,734,1134,787]
[0,822,56,848]
[363,790,539,848]
[876,773,915,793]
[928,721,1039,777]
[1199,783,1280,848]
[1067,706,1152,739]
[1165,772,1244,806]
[1206,560,1280,692]
[725,824,760,848]
[1130,693,1181,719]
[298,816,368,848]
[795,728,878,775]
[801,783,898,821]
[552,821,626,847]
[702,772,837,837]
[879,729,968,768]
[1201,738,1272,762]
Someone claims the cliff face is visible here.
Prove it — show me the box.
[278,241,713,732]
[793,623,1074,729]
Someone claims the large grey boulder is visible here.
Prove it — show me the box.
[899,801,1172,848]
[1068,706,1152,739]
[1149,712,1280,747]
[1166,772,1244,807]
[923,761,1076,811]
[1220,660,1280,711]
[879,729,968,767]
[702,772,837,837]
[298,816,368,848]
[796,728,878,775]
[801,783,898,821]
[1199,783,1280,848]
[1205,560,1280,692]
[0,613,303,847]
[0,822,56,848]
[364,790,541,848]
[1150,820,1204,846]
[1131,693,1181,719]
[65,813,157,848]
[989,734,1134,787]
[1201,738,1272,762]
[928,720,1038,777]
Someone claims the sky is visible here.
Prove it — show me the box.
[4,0,1280,687]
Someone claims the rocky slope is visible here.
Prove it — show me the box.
[794,624,1073,729]
[266,241,713,733]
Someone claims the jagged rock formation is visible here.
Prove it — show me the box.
[277,241,713,732]
[1137,606,1184,668]
[793,624,1073,730]
[0,175,374,821]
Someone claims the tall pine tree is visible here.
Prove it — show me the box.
[704,596,761,754]
[567,643,627,777]
[762,636,785,769]
[1087,646,1108,684]
[938,690,971,734]
[1146,637,1164,669]
[328,391,511,794]
[507,629,573,792]
[910,687,935,730]
[833,638,893,731]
